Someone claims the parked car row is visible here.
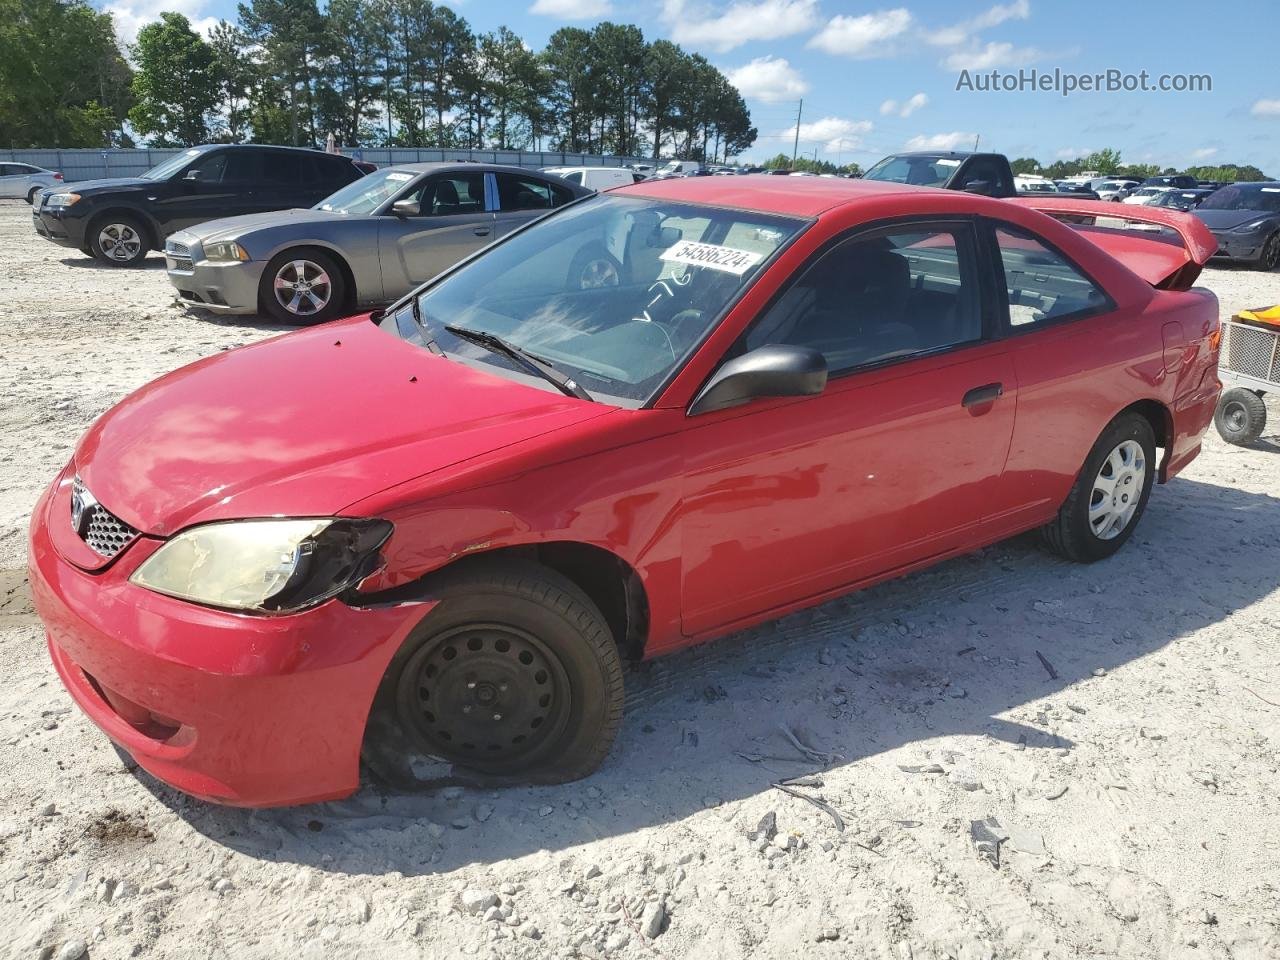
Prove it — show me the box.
[28,169,1223,807]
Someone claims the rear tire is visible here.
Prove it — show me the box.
[1040,412,1156,563]
[259,249,347,324]
[26,186,42,204]
[1214,388,1267,445]
[89,214,150,267]
[363,560,625,789]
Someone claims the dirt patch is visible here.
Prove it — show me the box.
[85,808,156,846]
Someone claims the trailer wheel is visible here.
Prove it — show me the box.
[1214,388,1267,445]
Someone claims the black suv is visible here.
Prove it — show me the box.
[32,144,365,267]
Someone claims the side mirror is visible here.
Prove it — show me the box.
[391,198,420,218]
[962,179,993,195]
[183,168,203,182]
[689,344,827,416]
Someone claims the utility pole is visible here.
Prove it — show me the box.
[973,133,980,151]
[791,98,803,169]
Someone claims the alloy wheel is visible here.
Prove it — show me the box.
[1088,439,1146,540]
[1263,234,1280,271]
[395,623,570,769]
[98,223,143,263]
[272,259,333,316]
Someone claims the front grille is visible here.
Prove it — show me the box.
[168,257,194,272]
[165,241,189,256]
[72,477,138,559]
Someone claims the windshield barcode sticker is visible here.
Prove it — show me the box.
[660,240,764,275]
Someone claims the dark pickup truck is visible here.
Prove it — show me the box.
[861,151,1017,197]
[32,144,365,267]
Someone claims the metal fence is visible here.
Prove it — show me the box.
[0,147,652,183]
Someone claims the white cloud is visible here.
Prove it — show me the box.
[1054,146,1087,159]
[783,116,874,153]
[1252,99,1280,117]
[661,0,819,53]
[1190,147,1219,160]
[905,131,978,151]
[726,56,808,102]
[880,92,928,118]
[530,0,614,17]
[944,41,1043,70]
[925,0,1030,46]
[808,8,913,58]
[105,0,218,46]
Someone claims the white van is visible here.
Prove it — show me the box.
[543,167,635,191]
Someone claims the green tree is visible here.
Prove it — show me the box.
[209,20,253,142]
[129,12,217,146]
[1010,157,1041,175]
[238,0,326,145]
[0,0,132,147]
[1081,147,1122,174]
[542,27,596,152]
[318,0,384,146]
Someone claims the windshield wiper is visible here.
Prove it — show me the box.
[407,297,444,355]
[445,324,593,401]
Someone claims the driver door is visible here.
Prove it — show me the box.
[678,219,1017,636]
[378,172,495,294]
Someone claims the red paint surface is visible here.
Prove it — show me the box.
[30,177,1221,805]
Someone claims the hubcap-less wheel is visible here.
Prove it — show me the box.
[273,259,332,316]
[1223,399,1249,434]
[98,223,142,262]
[577,258,619,289]
[1089,439,1146,540]
[395,623,570,770]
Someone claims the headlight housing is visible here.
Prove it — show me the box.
[1232,218,1272,234]
[205,240,250,262]
[130,518,392,613]
[45,192,81,208]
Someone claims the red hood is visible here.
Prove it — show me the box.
[74,316,610,535]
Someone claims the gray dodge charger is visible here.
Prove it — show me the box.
[164,162,593,323]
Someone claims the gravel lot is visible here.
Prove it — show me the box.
[1,199,1279,960]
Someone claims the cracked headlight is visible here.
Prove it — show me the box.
[130,518,392,612]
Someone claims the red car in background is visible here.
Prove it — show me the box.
[28,177,1220,807]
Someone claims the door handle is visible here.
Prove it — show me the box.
[473,226,491,236]
[962,382,1004,407]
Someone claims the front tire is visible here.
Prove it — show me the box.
[1254,232,1280,272]
[1214,388,1267,445]
[89,214,149,266]
[260,249,347,324]
[363,560,624,788]
[1040,412,1156,563]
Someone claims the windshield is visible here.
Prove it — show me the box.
[401,195,805,407]
[1199,185,1280,213]
[862,155,961,188]
[317,168,418,214]
[141,149,205,181]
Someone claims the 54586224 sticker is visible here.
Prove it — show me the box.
[659,239,764,276]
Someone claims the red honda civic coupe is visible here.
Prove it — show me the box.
[29,177,1221,807]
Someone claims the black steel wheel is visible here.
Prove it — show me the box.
[395,622,572,770]
[1214,388,1267,445]
[363,559,624,787]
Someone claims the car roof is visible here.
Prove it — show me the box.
[378,161,560,177]
[612,174,923,218]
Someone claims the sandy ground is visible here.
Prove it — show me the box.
[1,200,1279,960]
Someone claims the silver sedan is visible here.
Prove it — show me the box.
[164,162,591,324]
[0,162,63,204]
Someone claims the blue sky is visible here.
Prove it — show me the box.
[100,0,1280,174]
